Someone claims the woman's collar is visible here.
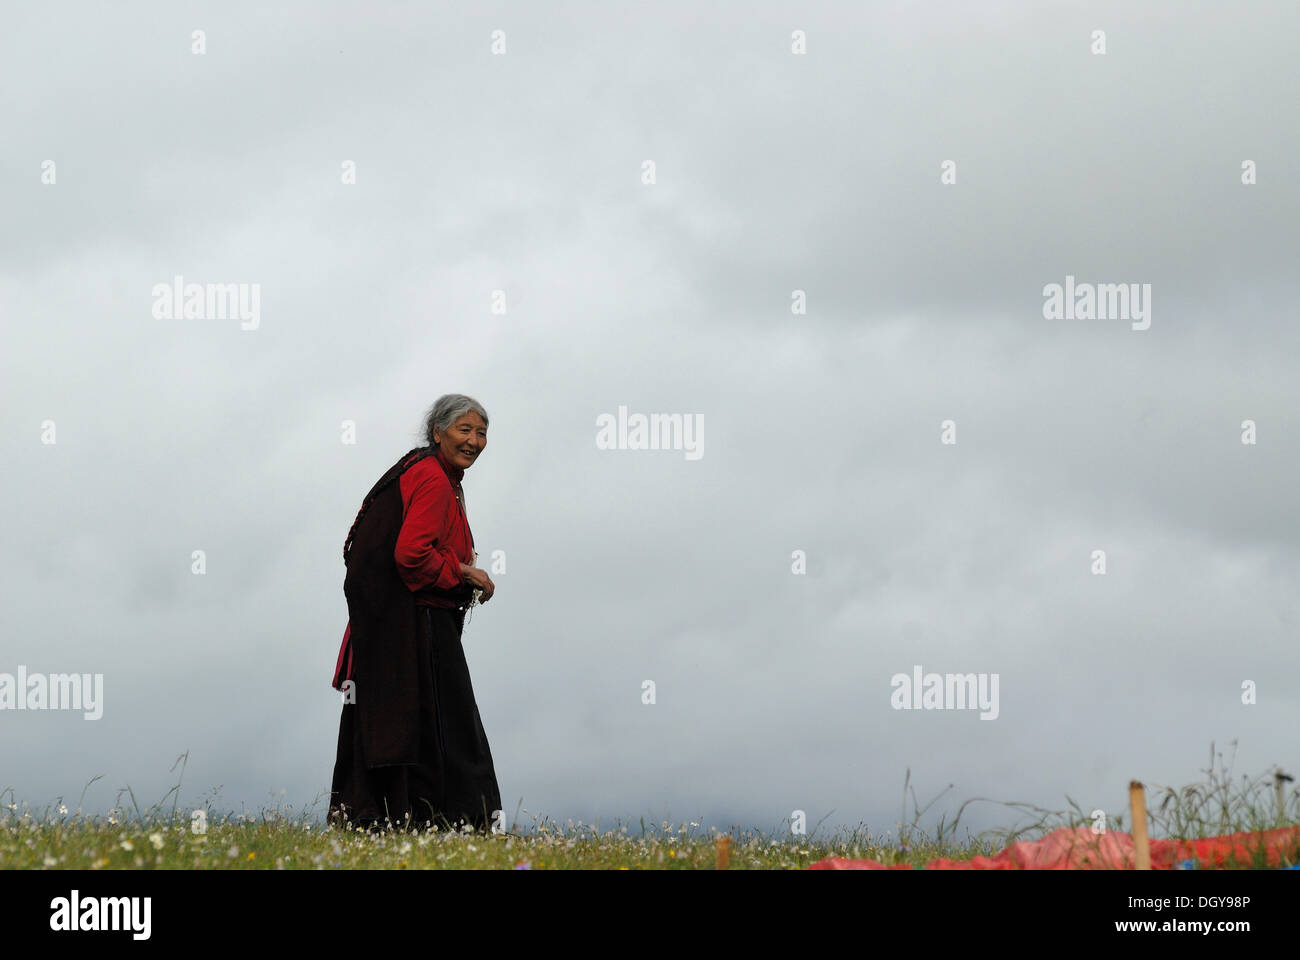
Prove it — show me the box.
[432,447,465,485]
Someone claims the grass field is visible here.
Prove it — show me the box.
[3,741,1295,869]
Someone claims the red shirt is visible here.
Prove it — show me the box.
[333,450,474,688]
[393,450,476,607]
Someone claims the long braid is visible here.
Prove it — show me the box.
[343,447,432,566]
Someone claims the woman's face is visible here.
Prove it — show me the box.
[435,411,487,471]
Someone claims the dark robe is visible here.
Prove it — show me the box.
[328,447,501,831]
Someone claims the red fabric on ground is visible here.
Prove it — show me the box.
[808,824,1300,870]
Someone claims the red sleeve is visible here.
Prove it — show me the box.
[393,465,465,593]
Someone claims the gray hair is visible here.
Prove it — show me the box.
[423,394,489,447]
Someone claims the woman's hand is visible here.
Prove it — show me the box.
[459,564,495,602]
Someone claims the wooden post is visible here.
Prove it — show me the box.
[1129,780,1150,870]
[715,835,731,870]
[1275,770,1293,826]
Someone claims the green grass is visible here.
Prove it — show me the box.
[3,741,1295,869]
[0,814,916,871]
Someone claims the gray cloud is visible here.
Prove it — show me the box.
[2,0,1296,840]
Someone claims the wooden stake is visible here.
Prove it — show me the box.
[1275,770,1293,827]
[1129,780,1151,870]
[715,835,731,870]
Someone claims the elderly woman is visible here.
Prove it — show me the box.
[329,394,502,833]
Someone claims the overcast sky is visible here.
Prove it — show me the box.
[2,0,1297,842]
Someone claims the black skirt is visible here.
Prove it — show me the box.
[329,605,502,832]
